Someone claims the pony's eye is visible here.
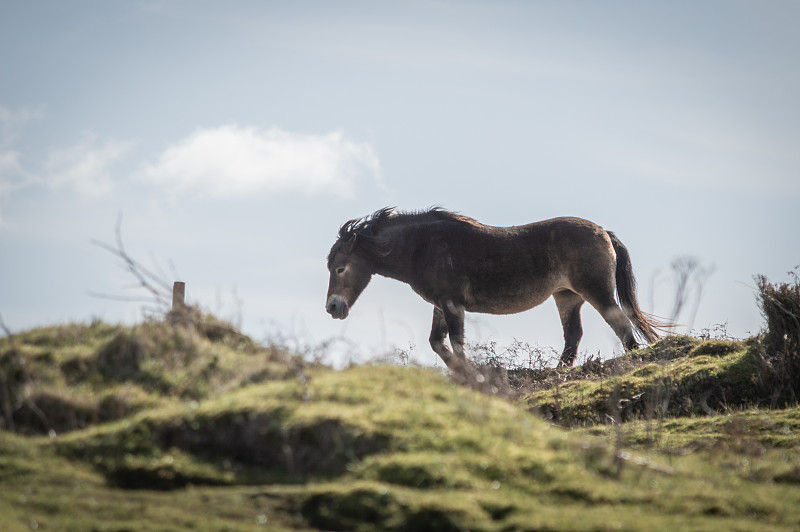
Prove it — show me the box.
[336,267,346,275]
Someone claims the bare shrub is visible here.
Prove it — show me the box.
[756,267,800,358]
[755,267,800,404]
[461,340,561,397]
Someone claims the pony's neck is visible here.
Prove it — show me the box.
[368,223,415,283]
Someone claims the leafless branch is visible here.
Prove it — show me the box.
[669,256,714,327]
[85,291,162,304]
[0,313,16,431]
[0,312,13,340]
[90,215,171,311]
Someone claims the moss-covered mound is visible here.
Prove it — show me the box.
[524,336,791,425]
[0,318,294,435]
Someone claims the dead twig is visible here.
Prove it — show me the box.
[90,215,171,311]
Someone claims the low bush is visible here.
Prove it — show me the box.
[755,268,800,404]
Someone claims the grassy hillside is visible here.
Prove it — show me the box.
[1,312,799,531]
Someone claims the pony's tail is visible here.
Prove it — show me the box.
[607,231,664,345]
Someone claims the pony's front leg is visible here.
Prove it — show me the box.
[429,302,471,375]
[429,306,453,367]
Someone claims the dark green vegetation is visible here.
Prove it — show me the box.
[1,271,798,531]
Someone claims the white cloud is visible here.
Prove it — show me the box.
[0,107,46,227]
[140,125,380,198]
[1,106,42,187]
[45,135,135,198]
[0,150,23,184]
[0,106,45,148]
[2,107,133,206]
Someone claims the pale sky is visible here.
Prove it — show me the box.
[1,1,798,366]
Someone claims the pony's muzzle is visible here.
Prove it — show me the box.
[326,295,349,319]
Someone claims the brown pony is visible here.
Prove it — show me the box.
[326,207,660,372]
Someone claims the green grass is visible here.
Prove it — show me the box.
[1,319,799,531]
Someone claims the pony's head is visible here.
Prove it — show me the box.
[325,208,394,319]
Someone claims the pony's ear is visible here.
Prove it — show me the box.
[343,234,357,254]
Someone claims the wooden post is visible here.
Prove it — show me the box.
[172,281,186,311]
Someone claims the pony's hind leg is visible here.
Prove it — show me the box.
[605,305,637,351]
[554,290,585,366]
[586,295,637,352]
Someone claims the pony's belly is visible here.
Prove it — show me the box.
[467,290,552,315]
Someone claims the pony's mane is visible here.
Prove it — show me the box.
[328,207,476,267]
